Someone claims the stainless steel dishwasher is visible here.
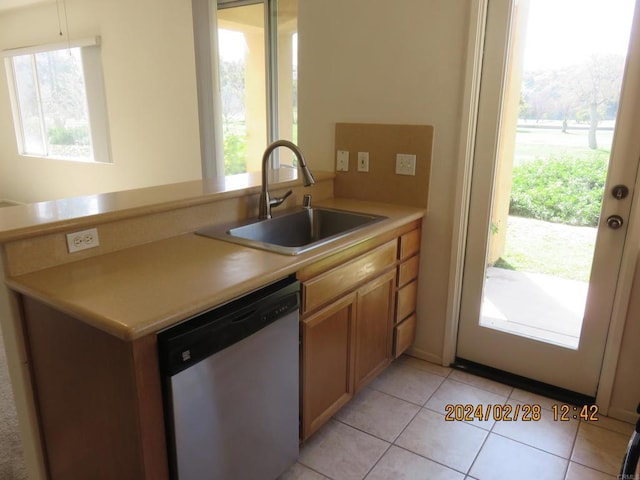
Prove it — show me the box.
[158,276,300,480]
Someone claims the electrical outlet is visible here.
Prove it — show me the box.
[357,152,370,172]
[336,150,349,171]
[395,153,417,176]
[66,227,100,253]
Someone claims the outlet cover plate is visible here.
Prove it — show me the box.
[66,227,100,253]
[395,153,416,176]
[336,150,349,172]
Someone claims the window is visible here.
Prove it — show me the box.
[217,0,298,175]
[3,37,111,163]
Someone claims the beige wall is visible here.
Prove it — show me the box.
[0,0,203,204]
[298,0,470,364]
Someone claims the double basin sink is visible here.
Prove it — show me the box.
[197,207,386,255]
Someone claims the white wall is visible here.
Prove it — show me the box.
[298,0,471,364]
[0,0,203,203]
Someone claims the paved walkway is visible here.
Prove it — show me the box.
[480,267,588,349]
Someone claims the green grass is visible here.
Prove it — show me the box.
[514,128,613,165]
[495,216,596,282]
[493,127,607,281]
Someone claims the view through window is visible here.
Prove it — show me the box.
[10,47,91,160]
[217,0,297,176]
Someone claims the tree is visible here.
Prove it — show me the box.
[219,58,245,130]
[519,53,624,149]
[574,53,624,149]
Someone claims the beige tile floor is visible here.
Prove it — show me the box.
[281,355,635,480]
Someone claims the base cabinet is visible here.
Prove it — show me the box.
[301,294,356,439]
[393,227,421,358]
[20,296,168,480]
[301,270,396,440]
[353,270,395,392]
[300,221,422,441]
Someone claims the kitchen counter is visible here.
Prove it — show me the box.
[0,163,430,480]
[0,169,323,243]
[6,198,425,341]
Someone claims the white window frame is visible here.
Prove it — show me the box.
[2,36,111,164]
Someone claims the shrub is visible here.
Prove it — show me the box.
[223,133,247,175]
[509,154,607,226]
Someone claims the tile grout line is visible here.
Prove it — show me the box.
[464,425,493,477]
[360,440,392,480]
[459,377,513,474]
[338,365,465,478]
[567,419,622,478]
[388,444,471,477]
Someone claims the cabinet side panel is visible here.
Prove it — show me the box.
[132,334,169,480]
[21,297,145,480]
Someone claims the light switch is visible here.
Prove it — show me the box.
[357,152,369,172]
[336,150,349,171]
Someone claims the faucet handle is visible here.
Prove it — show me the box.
[303,194,312,209]
[269,189,293,208]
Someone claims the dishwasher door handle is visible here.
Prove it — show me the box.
[230,310,255,324]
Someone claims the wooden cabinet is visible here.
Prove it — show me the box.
[299,221,422,440]
[299,241,397,440]
[301,271,395,439]
[20,296,168,480]
[301,294,356,439]
[353,269,396,391]
[393,227,421,357]
[301,240,397,315]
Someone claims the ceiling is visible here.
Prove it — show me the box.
[0,0,53,13]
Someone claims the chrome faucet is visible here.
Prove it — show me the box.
[259,140,316,219]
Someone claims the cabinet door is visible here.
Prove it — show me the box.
[301,293,356,440]
[354,269,396,392]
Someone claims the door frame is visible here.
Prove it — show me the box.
[444,0,640,416]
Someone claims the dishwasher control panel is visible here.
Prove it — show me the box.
[158,276,300,376]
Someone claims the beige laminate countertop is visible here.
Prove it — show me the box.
[6,198,425,341]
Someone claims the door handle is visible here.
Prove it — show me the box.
[607,215,624,230]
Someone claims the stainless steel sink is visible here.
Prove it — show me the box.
[197,207,387,255]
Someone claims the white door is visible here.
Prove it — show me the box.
[457,0,640,396]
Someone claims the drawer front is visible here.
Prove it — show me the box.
[398,255,419,287]
[303,239,397,314]
[396,279,417,323]
[393,313,417,358]
[399,229,421,261]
